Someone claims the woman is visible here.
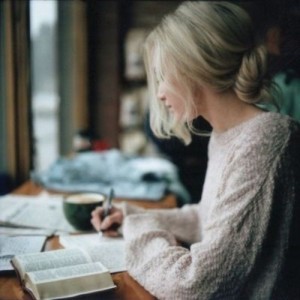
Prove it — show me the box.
[91,2,300,299]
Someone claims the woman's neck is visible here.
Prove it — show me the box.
[200,90,264,133]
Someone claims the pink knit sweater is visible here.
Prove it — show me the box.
[122,112,300,299]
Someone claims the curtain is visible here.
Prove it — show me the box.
[58,0,89,156]
[2,0,32,186]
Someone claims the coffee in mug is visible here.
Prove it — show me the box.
[63,193,105,231]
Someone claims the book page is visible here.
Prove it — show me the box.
[11,240,120,299]
[0,194,78,233]
[26,262,107,283]
[24,262,115,300]
[12,248,91,280]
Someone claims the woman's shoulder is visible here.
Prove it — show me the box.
[209,112,300,165]
[239,111,299,140]
[237,113,300,165]
[210,112,298,146]
[211,112,299,162]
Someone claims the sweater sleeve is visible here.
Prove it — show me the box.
[122,129,288,300]
[123,212,257,300]
[120,202,201,244]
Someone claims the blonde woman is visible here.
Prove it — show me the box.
[91,2,300,299]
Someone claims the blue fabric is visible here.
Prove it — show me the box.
[31,150,190,205]
[274,71,300,122]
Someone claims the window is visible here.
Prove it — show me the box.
[0,0,90,185]
[29,0,59,172]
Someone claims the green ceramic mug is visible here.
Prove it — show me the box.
[63,193,105,231]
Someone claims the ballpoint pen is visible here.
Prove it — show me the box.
[102,188,114,219]
[99,188,114,237]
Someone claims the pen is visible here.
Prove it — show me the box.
[102,188,114,219]
[99,188,114,238]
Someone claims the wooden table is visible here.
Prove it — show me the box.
[0,181,178,300]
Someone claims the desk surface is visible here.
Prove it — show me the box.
[0,181,178,300]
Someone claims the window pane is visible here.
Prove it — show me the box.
[30,0,59,171]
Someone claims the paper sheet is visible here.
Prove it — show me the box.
[59,234,126,273]
[0,235,47,272]
[0,194,78,233]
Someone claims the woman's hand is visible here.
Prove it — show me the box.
[91,205,124,237]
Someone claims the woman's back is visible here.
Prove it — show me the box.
[200,112,300,298]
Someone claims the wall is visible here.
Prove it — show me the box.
[86,1,182,149]
[87,1,121,148]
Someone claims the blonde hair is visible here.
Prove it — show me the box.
[144,1,276,144]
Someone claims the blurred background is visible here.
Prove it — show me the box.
[0,0,299,202]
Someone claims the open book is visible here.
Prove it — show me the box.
[11,240,125,300]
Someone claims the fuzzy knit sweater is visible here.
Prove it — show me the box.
[121,112,300,300]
